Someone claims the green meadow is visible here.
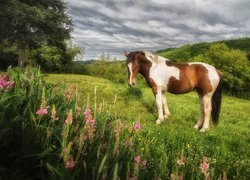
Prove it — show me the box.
[1,0,249,179]
[1,39,250,180]
[0,67,250,179]
[44,73,250,179]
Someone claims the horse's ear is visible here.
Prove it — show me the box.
[124,51,129,57]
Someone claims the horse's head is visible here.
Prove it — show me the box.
[124,51,145,87]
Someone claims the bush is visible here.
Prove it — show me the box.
[67,60,128,84]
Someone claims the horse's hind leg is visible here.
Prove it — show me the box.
[200,93,212,132]
[194,94,204,130]
[162,93,171,119]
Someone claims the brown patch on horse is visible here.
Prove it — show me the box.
[194,64,213,96]
[137,52,158,94]
[166,61,213,95]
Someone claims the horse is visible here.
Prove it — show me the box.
[124,51,222,132]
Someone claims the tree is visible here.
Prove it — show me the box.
[26,41,82,72]
[0,0,72,67]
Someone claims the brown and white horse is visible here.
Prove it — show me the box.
[124,51,222,132]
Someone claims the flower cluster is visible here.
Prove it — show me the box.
[130,155,147,179]
[0,75,14,92]
[199,156,210,179]
[84,107,95,124]
[200,161,210,174]
[134,155,147,167]
[65,109,73,124]
[64,156,75,171]
[83,107,96,140]
[133,122,141,131]
[36,106,49,115]
[36,88,49,116]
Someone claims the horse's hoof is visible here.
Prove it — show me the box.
[199,128,209,132]
[193,124,200,130]
[164,113,170,119]
[156,119,163,125]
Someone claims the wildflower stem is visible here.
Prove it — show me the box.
[94,86,97,120]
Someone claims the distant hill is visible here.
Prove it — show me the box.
[73,60,96,64]
[157,37,250,61]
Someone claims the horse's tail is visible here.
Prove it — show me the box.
[211,73,223,125]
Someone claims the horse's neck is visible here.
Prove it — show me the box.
[139,59,152,78]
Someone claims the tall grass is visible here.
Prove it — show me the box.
[0,67,249,179]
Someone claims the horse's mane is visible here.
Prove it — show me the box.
[144,51,170,63]
[126,51,145,63]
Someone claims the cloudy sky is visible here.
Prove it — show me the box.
[65,0,250,60]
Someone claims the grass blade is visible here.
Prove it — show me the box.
[112,162,118,180]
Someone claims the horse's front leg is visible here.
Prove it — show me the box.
[155,89,164,124]
[162,93,171,119]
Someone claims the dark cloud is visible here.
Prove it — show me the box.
[66,0,250,60]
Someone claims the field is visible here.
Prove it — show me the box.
[0,68,249,179]
[46,74,250,179]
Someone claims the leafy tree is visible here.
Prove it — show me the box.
[27,41,81,72]
[0,0,72,67]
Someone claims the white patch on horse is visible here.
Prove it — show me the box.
[128,62,133,85]
[145,51,180,91]
[150,62,180,91]
[144,51,170,63]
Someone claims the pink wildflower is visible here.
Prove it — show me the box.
[36,106,49,115]
[83,107,92,116]
[65,110,73,124]
[86,119,95,124]
[86,114,95,124]
[133,122,141,131]
[83,107,96,141]
[64,157,75,171]
[0,75,14,91]
[84,107,95,124]
[200,161,209,174]
[134,156,140,164]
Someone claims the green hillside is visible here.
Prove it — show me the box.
[157,37,250,61]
